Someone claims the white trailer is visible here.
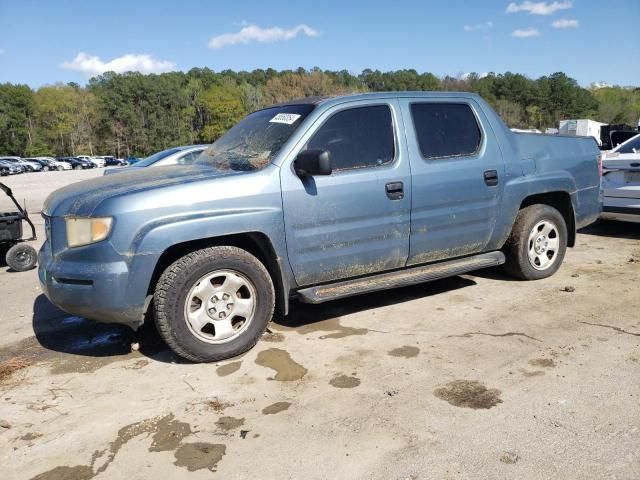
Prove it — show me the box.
[558,119,606,145]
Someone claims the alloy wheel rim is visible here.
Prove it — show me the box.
[183,269,257,344]
[527,220,560,270]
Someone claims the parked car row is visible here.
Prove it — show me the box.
[0,155,129,175]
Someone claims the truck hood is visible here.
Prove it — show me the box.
[43,165,237,217]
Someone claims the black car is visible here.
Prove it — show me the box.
[58,157,95,170]
[103,156,128,166]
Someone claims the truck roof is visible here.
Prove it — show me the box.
[270,91,483,109]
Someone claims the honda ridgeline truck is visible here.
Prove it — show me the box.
[39,93,602,362]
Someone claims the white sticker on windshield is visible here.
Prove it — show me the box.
[269,113,301,125]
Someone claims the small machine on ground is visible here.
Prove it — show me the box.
[0,182,38,271]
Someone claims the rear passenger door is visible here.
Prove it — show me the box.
[400,99,504,265]
[281,101,412,286]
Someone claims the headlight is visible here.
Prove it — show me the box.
[65,217,113,247]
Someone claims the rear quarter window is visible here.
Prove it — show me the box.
[410,103,482,159]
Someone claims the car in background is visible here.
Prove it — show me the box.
[601,133,640,222]
[103,145,208,176]
[102,156,128,166]
[0,157,43,172]
[25,157,72,171]
[77,155,106,168]
[0,159,24,175]
[58,157,96,170]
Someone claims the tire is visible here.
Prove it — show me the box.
[74,165,82,170]
[6,243,38,272]
[43,166,49,172]
[503,204,568,280]
[154,246,275,362]
[57,166,63,171]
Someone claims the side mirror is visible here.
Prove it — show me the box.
[294,149,332,177]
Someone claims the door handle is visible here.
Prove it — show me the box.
[483,170,498,186]
[385,181,404,200]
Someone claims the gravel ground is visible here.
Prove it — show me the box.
[0,169,638,480]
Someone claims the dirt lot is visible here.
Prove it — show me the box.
[1,169,639,479]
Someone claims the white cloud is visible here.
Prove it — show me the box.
[208,23,319,49]
[512,28,541,38]
[61,52,176,76]
[464,21,494,32]
[506,1,572,15]
[552,18,579,28]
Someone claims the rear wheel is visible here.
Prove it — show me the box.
[74,165,82,170]
[43,166,49,172]
[154,246,275,362]
[6,243,38,272]
[503,204,567,280]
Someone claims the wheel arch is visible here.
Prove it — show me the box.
[519,191,576,247]
[147,232,289,317]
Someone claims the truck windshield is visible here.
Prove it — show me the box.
[196,104,315,172]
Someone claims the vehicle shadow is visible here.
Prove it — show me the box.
[31,294,174,363]
[579,220,640,240]
[276,275,477,329]
[31,276,478,362]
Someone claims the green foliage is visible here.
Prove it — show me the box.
[0,69,636,157]
[200,83,247,142]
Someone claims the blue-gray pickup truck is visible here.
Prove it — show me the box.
[39,92,602,362]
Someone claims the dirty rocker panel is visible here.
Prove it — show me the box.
[297,251,505,303]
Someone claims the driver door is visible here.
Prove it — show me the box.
[280,100,411,286]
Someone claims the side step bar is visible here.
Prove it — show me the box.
[297,251,505,304]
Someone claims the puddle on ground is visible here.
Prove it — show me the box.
[388,346,420,358]
[528,358,555,368]
[262,402,291,415]
[174,442,226,472]
[262,331,285,342]
[215,416,244,431]
[0,314,161,376]
[31,465,94,480]
[216,361,242,377]
[255,348,307,381]
[519,369,545,377]
[30,413,197,479]
[329,374,361,389]
[434,380,503,409]
[274,317,368,340]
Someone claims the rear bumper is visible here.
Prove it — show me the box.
[38,240,146,329]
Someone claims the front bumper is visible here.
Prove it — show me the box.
[38,239,147,329]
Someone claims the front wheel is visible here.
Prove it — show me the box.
[503,204,568,280]
[74,165,82,170]
[154,246,275,362]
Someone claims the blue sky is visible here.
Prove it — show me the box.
[0,0,638,87]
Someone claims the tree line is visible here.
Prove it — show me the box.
[1,68,638,158]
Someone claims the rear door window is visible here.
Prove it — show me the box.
[410,103,481,159]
